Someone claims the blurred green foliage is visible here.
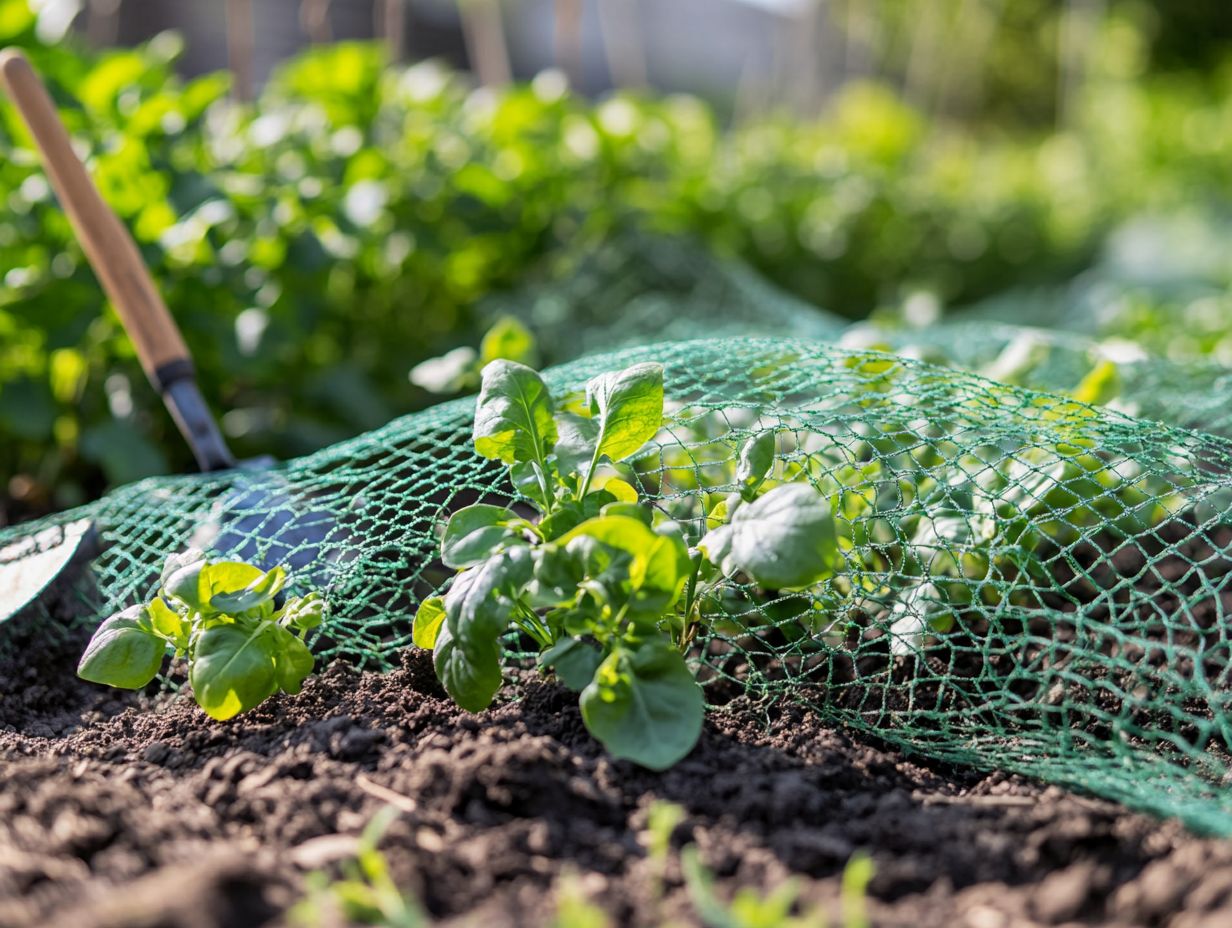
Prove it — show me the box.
[1,0,1231,517]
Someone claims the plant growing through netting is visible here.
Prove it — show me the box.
[413,359,838,769]
[78,552,326,720]
[11,336,1232,833]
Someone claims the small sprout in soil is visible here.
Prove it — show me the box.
[290,806,427,928]
[682,845,829,928]
[645,800,874,928]
[78,550,326,721]
[415,360,838,770]
[552,871,613,928]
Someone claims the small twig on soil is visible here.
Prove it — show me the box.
[356,774,419,814]
[920,794,1038,808]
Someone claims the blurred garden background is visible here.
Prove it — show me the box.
[1,0,1230,521]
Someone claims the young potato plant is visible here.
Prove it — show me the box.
[414,360,839,770]
[78,551,326,720]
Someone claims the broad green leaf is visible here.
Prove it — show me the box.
[147,596,189,649]
[270,625,315,694]
[599,502,652,524]
[209,564,288,614]
[441,504,518,568]
[479,315,537,368]
[538,490,616,541]
[473,360,558,466]
[596,476,639,503]
[279,592,326,631]
[704,492,742,531]
[161,550,210,611]
[77,605,166,689]
[444,546,533,651]
[724,483,840,589]
[580,641,704,770]
[538,637,603,691]
[637,525,691,609]
[737,431,776,497]
[585,362,664,464]
[888,582,949,656]
[433,623,503,712]
[510,460,553,510]
[561,515,688,615]
[531,539,594,605]
[697,523,734,571]
[189,623,278,721]
[412,596,447,649]
[554,411,599,476]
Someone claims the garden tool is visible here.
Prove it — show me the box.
[0,49,234,473]
[0,49,335,623]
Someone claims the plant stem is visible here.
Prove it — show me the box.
[679,552,703,649]
[577,442,603,500]
[515,603,553,648]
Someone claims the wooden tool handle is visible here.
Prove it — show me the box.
[0,48,192,390]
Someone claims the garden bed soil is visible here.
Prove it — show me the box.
[3,611,1232,928]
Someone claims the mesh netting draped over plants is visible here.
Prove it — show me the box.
[7,333,1232,835]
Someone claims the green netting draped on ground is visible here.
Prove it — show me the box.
[8,333,1232,837]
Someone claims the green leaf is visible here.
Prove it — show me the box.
[510,460,553,510]
[161,549,210,611]
[479,315,537,368]
[147,596,189,649]
[270,625,315,695]
[599,501,652,524]
[412,596,446,649]
[77,605,166,689]
[585,362,664,464]
[279,592,327,631]
[433,623,503,712]
[554,411,599,476]
[472,359,558,466]
[561,515,689,617]
[737,431,777,498]
[538,637,603,691]
[444,546,533,653]
[697,523,734,568]
[208,563,289,614]
[595,476,639,503]
[530,540,590,604]
[189,623,278,721]
[537,490,615,541]
[441,504,518,568]
[580,641,704,770]
[722,483,840,589]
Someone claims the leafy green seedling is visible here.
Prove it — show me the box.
[290,806,427,928]
[682,846,874,928]
[682,846,823,928]
[78,551,326,720]
[552,872,613,928]
[415,361,837,770]
[840,852,875,928]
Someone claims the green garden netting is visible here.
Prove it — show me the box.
[7,282,1232,836]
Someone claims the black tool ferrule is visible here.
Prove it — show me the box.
[152,358,196,393]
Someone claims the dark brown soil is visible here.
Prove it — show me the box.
[4,609,1232,928]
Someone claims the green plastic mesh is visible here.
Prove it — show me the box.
[478,231,847,358]
[7,335,1232,836]
[840,318,1232,439]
